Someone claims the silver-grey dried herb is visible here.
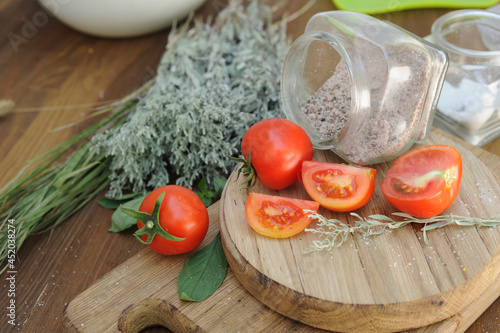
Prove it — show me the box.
[92,0,289,196]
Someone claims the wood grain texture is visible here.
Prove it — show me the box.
[63,202,330,333]
[220,131,500,332]
[63,129,500,333]
[1,0,500,332]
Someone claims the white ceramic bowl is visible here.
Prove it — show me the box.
[38,0,206,38]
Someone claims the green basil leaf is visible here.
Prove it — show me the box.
[196,193,214,208]
[98,192,144,209]
[197,178,208,192]
[195,178,212,207]
[108,195,146,232]
[178,233,228,302]
[213,177,226,197]
[195,178,227,207]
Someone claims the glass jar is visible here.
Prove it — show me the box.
[430,9,500,146]
[281,11,448,165]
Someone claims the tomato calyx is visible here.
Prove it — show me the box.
[121,192,186,245]
[228,147,257,188]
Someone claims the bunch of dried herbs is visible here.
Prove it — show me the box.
[92,0,289,197]
[0,0,290,272]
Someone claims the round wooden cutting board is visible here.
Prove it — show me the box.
[219,131,500,332]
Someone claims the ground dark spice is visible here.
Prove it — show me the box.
[302,61,351,140]
[301,46,432,165]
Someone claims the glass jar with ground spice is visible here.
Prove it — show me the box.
[281,11,449,165]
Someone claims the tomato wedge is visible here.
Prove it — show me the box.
[245,193,319,238]
[380,145,462,218]
[301,160,376,212]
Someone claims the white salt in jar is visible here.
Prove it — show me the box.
[281,11,448,165]
[430,9,500,146]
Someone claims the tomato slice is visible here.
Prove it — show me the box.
[380,145,462,218]
[245,193,319,238]
[301,160,376,212]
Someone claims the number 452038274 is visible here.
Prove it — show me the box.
[7,219,16,270]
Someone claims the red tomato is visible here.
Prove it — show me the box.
[245,193,319,238]
[241,118,313,190]
[138,185,209,255]
[380,145,462,218]
[301,160,376,212]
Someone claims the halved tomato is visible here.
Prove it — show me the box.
[380,145,462,218]
[245,193,319,238]
[301,160,376,212]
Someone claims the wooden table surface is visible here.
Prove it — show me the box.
[1,0,499,332]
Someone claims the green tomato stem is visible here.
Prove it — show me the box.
[227,147,257,188]
[120,192,185,245]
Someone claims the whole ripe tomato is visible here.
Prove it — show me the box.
[241,118,314,190]
[136,185,209,255]
[245,193,319,238]
[380,145,462,218]
[301,160,376,212]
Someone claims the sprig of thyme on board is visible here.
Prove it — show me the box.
[304,211,500,253]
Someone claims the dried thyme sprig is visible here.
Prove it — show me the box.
[304,211,500,253]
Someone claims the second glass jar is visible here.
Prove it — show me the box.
[281,11,449,165]
[431,9,500,146]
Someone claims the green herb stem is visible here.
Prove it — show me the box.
[0,83,150,273]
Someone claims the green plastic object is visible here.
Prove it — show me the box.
[332,0,499,14]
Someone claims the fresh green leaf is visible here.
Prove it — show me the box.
[198,178,209,193]
[109,195,146,232]
[195,178,227,207]
[195,178,213,207]
[178,233,228,302]
[212,178,226,197]
[98,192,144,209]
